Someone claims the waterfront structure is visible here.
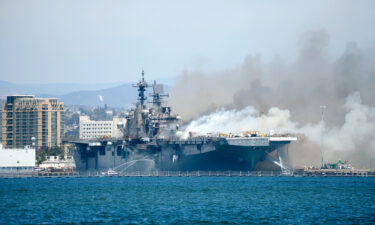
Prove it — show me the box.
[79,115,125,140]
[1,95,64,149]
[38,155,75,170]
[0,143,36,172]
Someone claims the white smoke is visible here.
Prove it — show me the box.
[181,106,296,138]
[331,93,375,151]
[98,95,104,103]
[298,92,375,153]
[181,92,375,168]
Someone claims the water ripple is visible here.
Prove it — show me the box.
[0,177,374,224]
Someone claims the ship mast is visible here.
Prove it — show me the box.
[125,70,152,139]
[133,70,150,106]
[151,80,169,109]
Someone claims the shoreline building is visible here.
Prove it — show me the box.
[1,95,64,149]
[79,115,125,140]
[0,143,36,172]
[38,155,75,171]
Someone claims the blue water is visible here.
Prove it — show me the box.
[0,177,374,224]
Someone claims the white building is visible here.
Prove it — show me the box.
[79,116,125,140]
[0,143,36,172]
[39,155,75,170]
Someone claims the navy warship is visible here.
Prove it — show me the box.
[73,71,297,172]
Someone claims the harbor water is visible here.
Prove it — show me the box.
[1,177,374,224]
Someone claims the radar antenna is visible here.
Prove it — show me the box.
[133,70,150,106]
[150,80,169,107]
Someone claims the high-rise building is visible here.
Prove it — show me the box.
[1,95,64,149]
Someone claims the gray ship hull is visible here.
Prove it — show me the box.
[157,138,290,171]
[159,145,270,171]
[72,137,294,172]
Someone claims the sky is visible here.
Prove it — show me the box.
[0,0,374,84]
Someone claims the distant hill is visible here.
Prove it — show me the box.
[57,84,137,108]
[0,80,171,108]
[0,80,119,97]
[56,83,171,108]
[0,80,23,97]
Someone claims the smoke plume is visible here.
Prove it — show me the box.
[170,30,375,168]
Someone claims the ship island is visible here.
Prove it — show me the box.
[72,71,297,173]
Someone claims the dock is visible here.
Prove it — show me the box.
[0,169,374,178]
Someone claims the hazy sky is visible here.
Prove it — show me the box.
[0,0,374,84]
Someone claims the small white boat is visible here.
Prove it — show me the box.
[102,169,119,176]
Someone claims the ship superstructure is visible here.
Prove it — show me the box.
[124,71,180,142]
[72,71,297,172]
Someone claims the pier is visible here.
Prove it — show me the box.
[0,169,374,178]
